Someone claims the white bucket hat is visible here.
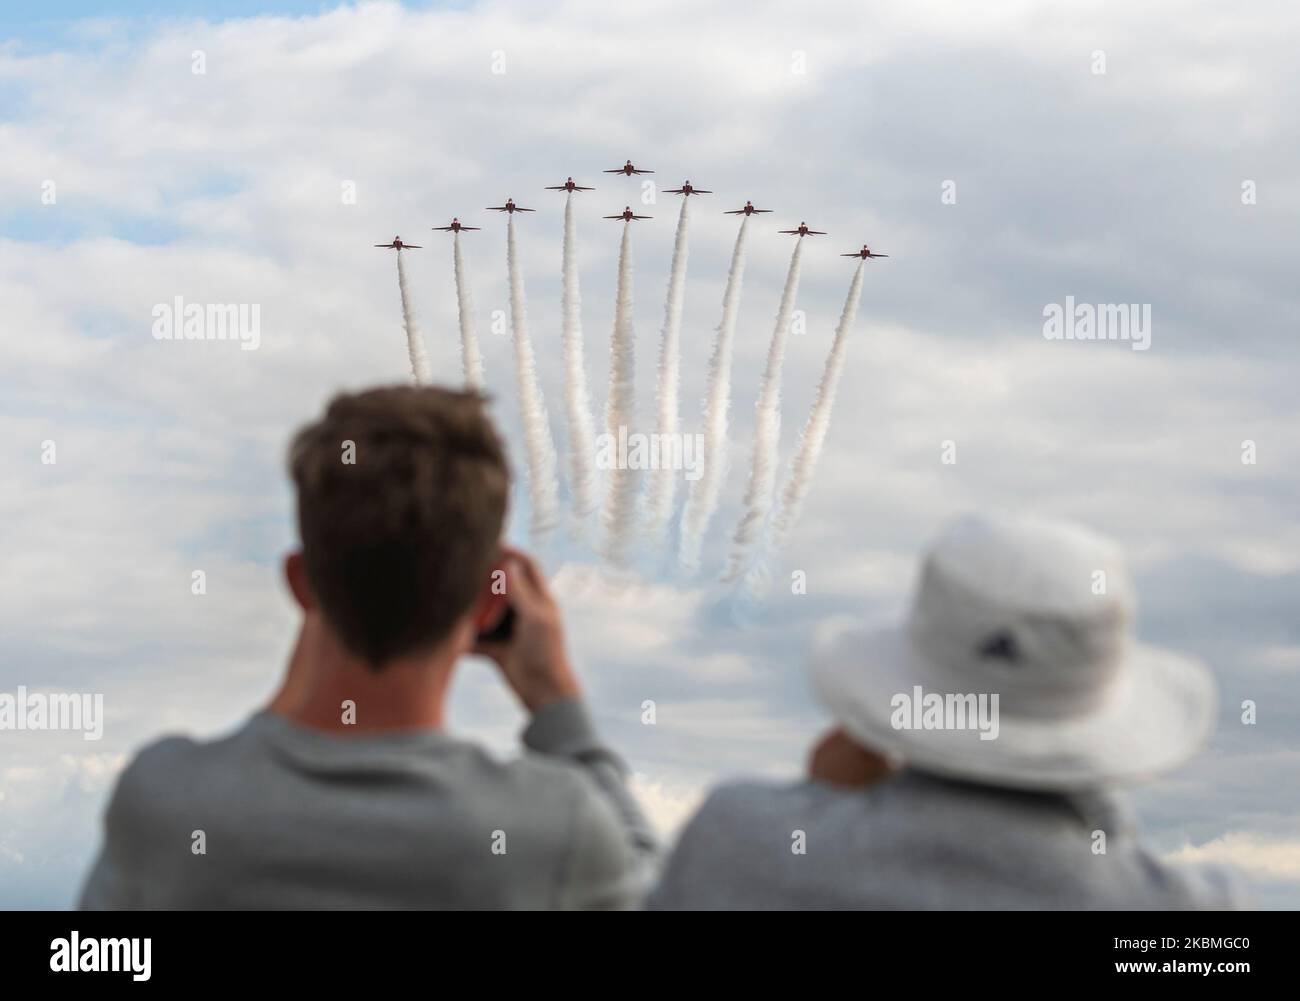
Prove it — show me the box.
[809,514,1216,791]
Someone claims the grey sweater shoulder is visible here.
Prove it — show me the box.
[648,772,1246,911]
[80,699,656,910]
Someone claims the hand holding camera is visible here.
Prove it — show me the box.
[473,547,581,712]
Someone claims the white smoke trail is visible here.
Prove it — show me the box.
[561,192,598,522]
[600,221,638,569]
[721,237,805,582]
[506,214,560,540]
[453,233,484,389]
[677,215,750,574]
[740,261,867,600]
[643,195,691,537]
[396,251,431,384]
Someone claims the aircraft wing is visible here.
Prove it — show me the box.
[433,226,453,231]
[633,169,653,174]
[693,189,713,194]
[806,230,826,235]
[544,185,565,190]
[665,188,685,194]
[574,185,594,191]
[778,229,799,234]
[602,168,624,173]
[632,214,652,220]
[602,214,624,219]
[515,207,536,212]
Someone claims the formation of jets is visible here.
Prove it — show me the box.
[433,218,479,233]
[604,206,653,222]
[375,161,888,257]
[664,180,711,196]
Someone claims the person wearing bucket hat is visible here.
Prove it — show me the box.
[649,514,1246,910]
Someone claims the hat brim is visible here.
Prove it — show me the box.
[809,622,1216,792]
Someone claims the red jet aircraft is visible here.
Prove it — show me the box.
[433,218,480,233]
[664,180,712,196]
[545,177,595,193]
[604,206,653,222]
[724,201,772,216]
[842,244,889,259]
[374,236,422,250]
[486,198,535,214]
[779,221,827,237]
[604,160,654,176]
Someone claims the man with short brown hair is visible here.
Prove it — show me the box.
[81,385,655,910]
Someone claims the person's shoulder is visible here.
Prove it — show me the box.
[109,720,263,815]
[132,716,263,772]
[647,778,813,910]
[96,733,206,851]
[446,744,627,881]
[422,737,598,823]
[115,733,201,794]
[672,775,909,863]
[705,775,872,814]
[672,777,815,847]
[699,777,798,810]
[499,744,603,801]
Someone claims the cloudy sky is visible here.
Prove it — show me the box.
[1,0,1297,908]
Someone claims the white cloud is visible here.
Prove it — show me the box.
[554,564,757,683]
[628,773,704,839]
[0,749,127,907]
[1166,833,1300,882]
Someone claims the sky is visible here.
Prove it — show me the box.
[1,0,1298,908]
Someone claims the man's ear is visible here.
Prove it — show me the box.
[471,563,510,633]
[284,552,316,611]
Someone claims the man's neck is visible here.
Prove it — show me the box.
[270,615,458,733]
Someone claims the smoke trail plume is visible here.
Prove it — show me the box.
[721,237,805,582]
[561,192,599,522]
[396,251,431,384]
[740,261,867,599]
[506,214,560,540]
[453,233,484,389]
[600,221,638,569]
[643,195,691,538]
[677,215,750,574]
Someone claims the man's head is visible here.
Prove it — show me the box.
[808,513,1216,792]
[286,385,509,668]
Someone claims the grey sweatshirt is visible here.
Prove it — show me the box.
[648,771,1246,910]
[80,699,657,910]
